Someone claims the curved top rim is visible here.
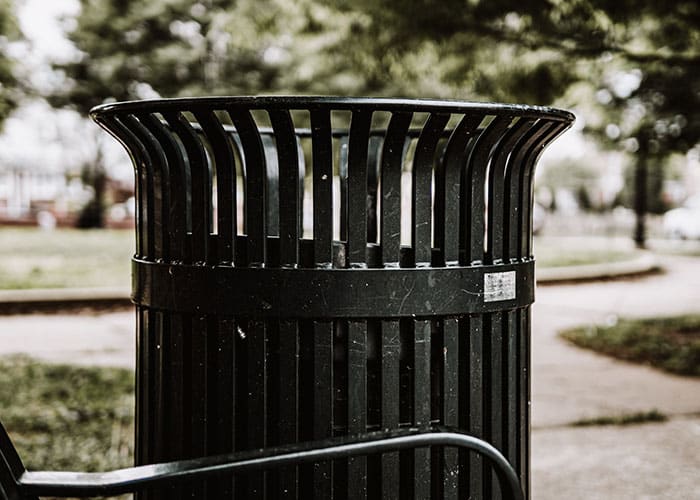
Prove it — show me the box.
[90,95,575,123]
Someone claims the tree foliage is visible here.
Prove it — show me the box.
[0,0,20,126]
[343,0,700,158]
[51,0,373,114]
[53,0,700,162]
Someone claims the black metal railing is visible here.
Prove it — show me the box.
[1,423,523,500]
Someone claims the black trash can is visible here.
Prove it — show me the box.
[91,96,573,500]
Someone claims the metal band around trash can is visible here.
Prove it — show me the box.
[132,258,535,319]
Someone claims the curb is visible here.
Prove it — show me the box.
[536,253,660,284]
[0,287,131,314]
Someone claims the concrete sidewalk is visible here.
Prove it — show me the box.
[530,254,700,499]
[1,253,699,498]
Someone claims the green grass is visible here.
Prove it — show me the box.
[561,315,700,377]
[0,356,134,474]
[0,229,644,290]
[534,236,639,268]
[572,409,667,427]
[0,228,133,289]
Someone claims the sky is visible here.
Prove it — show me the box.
[0,0,132,180]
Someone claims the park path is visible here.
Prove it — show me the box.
[531,254,700,499]
[1,253,699,498]
[533,253,700,427]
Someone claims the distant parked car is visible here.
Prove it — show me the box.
[663,194,700,239]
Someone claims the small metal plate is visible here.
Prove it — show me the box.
[483,271,517,302]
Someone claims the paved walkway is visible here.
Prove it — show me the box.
[1,253,699,498]
[531,254,700,499]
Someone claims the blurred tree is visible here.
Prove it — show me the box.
[341,0,700,151]
[0,0,20,126]
[51,0,700,151]
[50,0,372,113]
[342,0,700,246]
[51,0,374,227]
[52,0,700,240]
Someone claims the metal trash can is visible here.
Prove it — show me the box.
[91,96,573,500]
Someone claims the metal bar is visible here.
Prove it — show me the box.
[413,320,431,499]
[347,321,368,500]
[91,95,575,123]
[310,109,334,265]
[135,309,151,468]
[332,320,348,498]
[347,110,372,265]
[19,429,524,500]
[137,114,189,261]
[518,307,531,495]
[485,119,535,264]
[520,122,571,258]
[122,115,170,262]
[381,320,400,500]
[246,319,267,498]
[207,316,235,498]
[0,418,34,500]
[269,110,301,267]
[188,315,208,499]
[162,112,211,264]
[163,312,184,500]
[412,113,449,264]
[131,258,537,318]
[436,114,482,264]
[275,320,299,499]
[380,112,412,265]
[194,110,237,264]
[506,311,518,472]
[488,313,505,500]
[504,121,554,261]
[443,318,459,500]
[312,321,334,499]
[468,315,484,499]
[227,108,267,265]
[463,116,512,265]
[102,116,151,259]
[152,312,166,468]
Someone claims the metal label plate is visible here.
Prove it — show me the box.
[484,271,517,302]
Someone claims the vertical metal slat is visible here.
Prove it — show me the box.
[310,109,334,265]
[162,112,211,264]
[413,320,431,500]
[435,114,482,264]
[347,110,372,265]
[442,318,459,500]
[269,109,301,267]
[312,321,334,499]
[380,112,412,264]
[194,110,237,264]
[381,320,400,500]
[412,113,449,264]
[228,108,267,265]
[347,321,367,500]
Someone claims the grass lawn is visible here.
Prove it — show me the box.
[0,356,134,474]
[0,229,644,290]
[0,228,133,289]
[561,315,700,377]
[533,236,641,268]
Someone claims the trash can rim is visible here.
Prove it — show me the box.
[90,95,575,123]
